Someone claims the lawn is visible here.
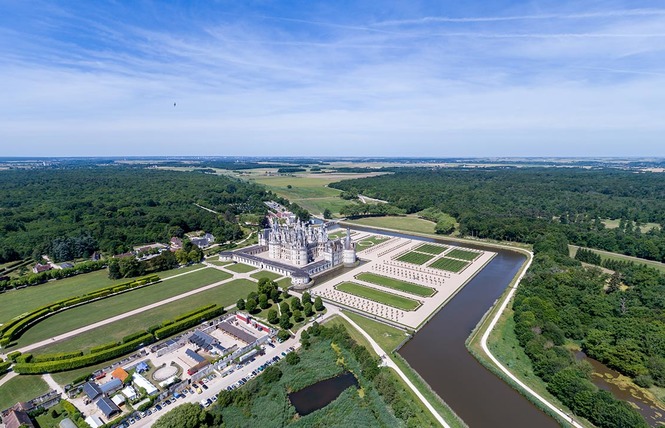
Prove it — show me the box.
[207,260,234,267]
[446,248,480,261]
[428,258,469,273]
[225,263,257,273]
[0,265,206,323]
[250,270,283,281]
[342,311,406,353]
[396,251,435,265]
[31,279,257,356]
[355,273,435,297]
[601,219,661,234]
[345,215,436,235]
[277,277,292,290]
[357,236,390,247]
[295,198,352,218]
[335,282,421,311]
[414,243,448,255]
[0,375,50,410]
[249,176,343,199]
[12,268,233,348]
[35,401,69,428]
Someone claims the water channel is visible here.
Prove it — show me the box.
[348,226,560,427]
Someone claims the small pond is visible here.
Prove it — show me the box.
[289,372,359,416]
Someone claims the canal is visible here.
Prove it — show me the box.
[349,226,560,427]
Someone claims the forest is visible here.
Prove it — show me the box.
[330,168,665,262]
[0,167,274,263]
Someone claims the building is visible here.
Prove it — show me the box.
[2,409,35,428]
[110,367,129,383]
[111,394,125,407]
[85,415,104,428]
[32,263,52,274]
[99,378,122,396]
[135,361,150,373]
[132,373,158,395]
[170,237,183,251]
[59,418,77,428]
[82,381,103,401]
[189,330,216,351]
[191,233,215,248]
[95,396,120,419]
[121,385,138,401]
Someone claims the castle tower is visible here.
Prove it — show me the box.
[343,228,356,266]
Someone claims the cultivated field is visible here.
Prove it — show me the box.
[12,268,233,348]
[415,243,448,255]
[396,251,435,265]
[429,258,469,273]
[335,282,421,311]
[356,273,435,297]
[446,249,481,261]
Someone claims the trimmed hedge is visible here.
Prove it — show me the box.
[32,350,84,363]
[1,309,49,341]
[16,353,32,363]
[14,333,155,374]
[6,351,21,362]
[154,306,225,340]
[90,341,120,354]
[174,304,216,322]
[122,330,149,344]
[0,361,11,374]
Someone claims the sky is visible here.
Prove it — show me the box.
[1,0,664,157]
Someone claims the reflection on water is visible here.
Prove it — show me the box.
[575,351,665,427]
[288,372,358,416]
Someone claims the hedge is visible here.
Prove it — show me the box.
[122,330,149,344]
[14,333,155,374]
[32,350,84,363]
[154,306,225,340]
[174,304,216,322]
[90,341,121,354]
[0,361,11,374]
[16,353,32,363]
[6,351,21,362]
[1,309,50,341]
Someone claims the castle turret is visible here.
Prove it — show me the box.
[343,228,356,266]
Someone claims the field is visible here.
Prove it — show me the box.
[345,215,436,235]
[342,311,406,353]
[428,258,469,273]
[396,251,435,265]
[0,265,205,323]
[355,273,435,297]
[414,243,448,255]
[31,278,257,356]
[250,270,283,281]
[569,245,665,274]
[335,282,421,311]
[0,375,50,410]
[446,248,480,261]
[225,263,257,273]
[12,268,233,348]
[601,219,661,233]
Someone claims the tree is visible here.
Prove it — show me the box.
[607,271,622,294]
[301,292,311,306]
[279,313,292,330]
[280,301,291,316]
[293,309,303,322]
[107,259,121,279]
[286,352,300,365]
[153,402,211,428]
[246,297,257,313]
[270,288,281,303]
[323,208,332,219]
[236,298,245,310]
[290,297,302,312]
[277,329,291,342]
[314,296,324,311]
[262,366,282,383]
[258,294,269,310]
[175,249,189,265]
[267,309,278,324]
[303,302,313,317]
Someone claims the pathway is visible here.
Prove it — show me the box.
[42,373,65,396]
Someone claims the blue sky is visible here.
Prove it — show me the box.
[1,0,664,157]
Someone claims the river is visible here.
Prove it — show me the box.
[349,226,560,427]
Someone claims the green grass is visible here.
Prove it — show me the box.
[429,257,469,273]
[346,215,436,235]
[414,243,448,255]
[31,278,257,355]
[0,375,50,410]
[601,219,661,233]
[277,277,292,289]
[250,175,343,199]
[357,236,390,247]
[12,268,233,348]
[356,273,435,297]
[335,282,421,311]
[35,401,68,428]
[324,316,376,353]
[207,260,234,266]
[295,198,352,217]
[446,248,480,261]
[396,251,435,265]
[225,263,257,273]
[250,270,283,281]
[342,311,406,353]
[0,265,205,323]
[50,360,112,386]
[569,245,665,274]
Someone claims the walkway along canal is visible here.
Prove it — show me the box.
[349,226,560,428]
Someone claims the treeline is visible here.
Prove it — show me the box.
[0,167,270,263]
[107,249,181,279]
[330,168,665,261]
[339,203,404,218]
[512,234,664,427]
[0,259,106,291]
